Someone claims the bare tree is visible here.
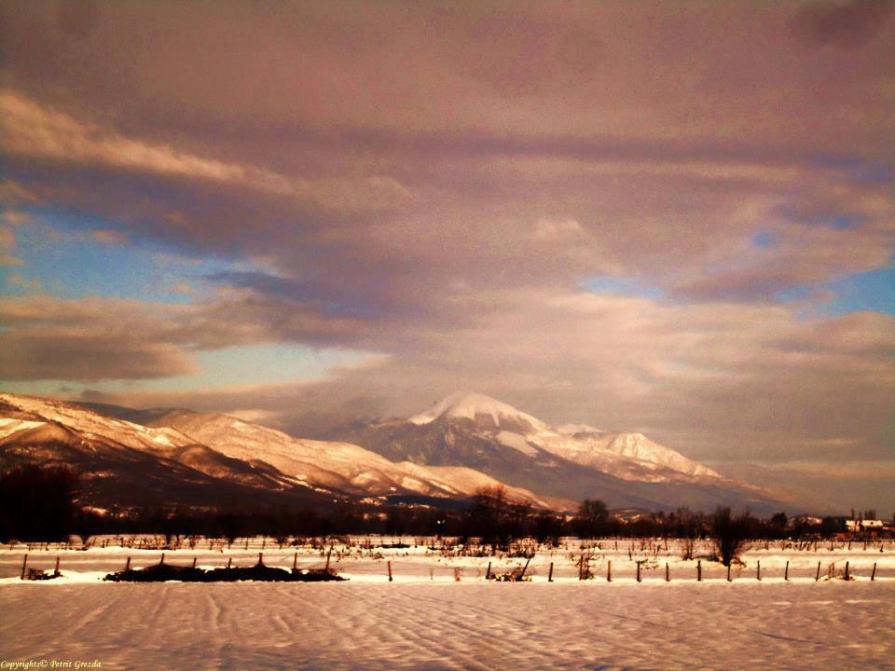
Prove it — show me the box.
[574,499,609,538]
[710,507,751,566]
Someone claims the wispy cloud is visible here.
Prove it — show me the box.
[1,91,409,213]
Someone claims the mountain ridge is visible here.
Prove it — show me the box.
[328,392,786,513]
[1,391,789,514]
[0,392,561,511]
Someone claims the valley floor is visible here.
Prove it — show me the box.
[1,539,893,670]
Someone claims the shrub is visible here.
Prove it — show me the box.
[710,507,751,566]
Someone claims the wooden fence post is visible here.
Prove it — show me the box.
[784,561,789,581]
[815,561,821,582]
[665,563,670,582]
[387,561,393,582]
[548,562,554,583]
[871,562,877,581]
[325,545,333,573]
[844,561,850,581]
[293,552,298,571]
[607,560,612,583]
[20,554,28,580]
[726,563,731,582]
[757,560,761,581]
[519,556,532,581]
[54,556,61,576]
[125,556,131,572]
[697,560,702,582]
[485,561,492,580]
[227,557,232,569]
[192,557,197,569]
[159,553,165,566]
[636,562,642,583]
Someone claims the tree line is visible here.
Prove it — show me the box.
[0,466,862,550]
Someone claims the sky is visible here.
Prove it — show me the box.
[1,0,893,512]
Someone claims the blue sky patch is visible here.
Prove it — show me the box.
[581,276,665,300]
[776,265,894,317]
[1,207,253,303]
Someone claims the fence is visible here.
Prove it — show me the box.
[4,535,893,583]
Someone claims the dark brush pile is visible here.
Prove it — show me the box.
[104,562,346,583]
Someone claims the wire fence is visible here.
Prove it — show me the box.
[3,535,893,583]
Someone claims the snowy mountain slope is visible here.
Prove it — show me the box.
[339,392,720,483]
[0,394,299,492]
[535,427,721,481]
[0,393,556,510]
[329,392,783,513]
[1,394,198,453]
[144,410,558,508]
[0,408,328,511]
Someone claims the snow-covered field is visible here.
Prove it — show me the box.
[2,538,893,670]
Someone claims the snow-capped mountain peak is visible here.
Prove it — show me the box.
[408,392,548,432]
[393,391,724,484]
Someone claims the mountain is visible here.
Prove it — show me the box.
[1,391,786,514]
[328,392,785,513]
[0,394,329,511]
[0,393,555,511]
[137,408,558,507]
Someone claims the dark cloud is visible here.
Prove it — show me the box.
[791,0,894,47]
[0,333,195,381]
[0,291,369,382]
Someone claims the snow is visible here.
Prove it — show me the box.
[151,432,174,446]
[2,582,892,671]
[0,393,548,508]
[1,539,893,670]
[603,432,721,479]
[530,429,722,482]
[0,393,197,453]
[0,418,46,439]
[495,431,539,457]
[405,392,724,483]
[409,392,547,430]
[167,413,548,506]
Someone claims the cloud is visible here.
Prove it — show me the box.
[791,0,894,47]
[0,227,23,267]
[2,2,893,508]
[1,211,33,226]
[91,229,128,245]
[0,91,285,193]
[0,181,41,206]
[0,290,371,382]
[0,91,409,214]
